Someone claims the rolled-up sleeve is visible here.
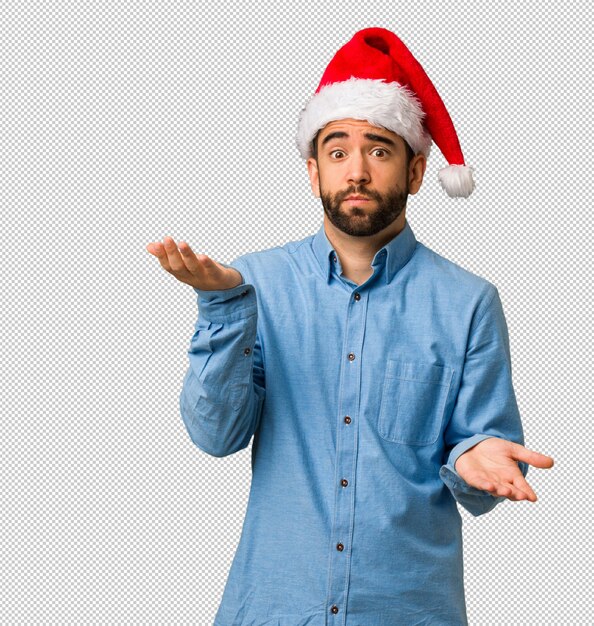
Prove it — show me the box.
[439,286,528,516]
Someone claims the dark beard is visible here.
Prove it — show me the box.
[320,182,409,237]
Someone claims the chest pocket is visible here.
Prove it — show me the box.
[378,359,454,445]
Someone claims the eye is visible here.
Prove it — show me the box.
[372,148,388,157]
[330,150,346,159]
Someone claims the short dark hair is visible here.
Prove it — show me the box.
[311,130,321,159]
[311,129,415,166]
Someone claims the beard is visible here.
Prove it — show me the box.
[320,180,409,237]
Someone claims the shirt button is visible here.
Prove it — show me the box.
[354,292,361,301]
[332,255,337,262]
[344,416,351,424]
[243,347,251,356]
[341,478,348,487]
[330,605,339,614]
[336,543,344,551]
[240,290,248,297]
[347,353,355,361]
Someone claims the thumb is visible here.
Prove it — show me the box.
[512,443,555,469]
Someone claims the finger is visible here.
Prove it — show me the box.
[513,475,537,502]
[146,241,165,258]
[488,480,528,502]
[509,443,555,469]
[178,241,207,274]
[495,474,540,501]
[484,462,535,500]
[470,471,532,501]
[464,474,498,494]
[472,477,513,500]
[162,236,187,273]
[147,241,172,271]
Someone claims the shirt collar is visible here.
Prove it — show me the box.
[312,218,417,285]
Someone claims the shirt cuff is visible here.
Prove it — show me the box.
[193,267,256,323]
[439,461,505,517]
[447,433,496,471]
[439,434,500,501]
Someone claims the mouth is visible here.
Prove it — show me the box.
[344,195,371,203]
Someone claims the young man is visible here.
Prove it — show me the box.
[147,27,553,625]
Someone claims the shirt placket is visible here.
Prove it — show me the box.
[326,274,368,624]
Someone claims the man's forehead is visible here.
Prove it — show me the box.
[318,119,402,142]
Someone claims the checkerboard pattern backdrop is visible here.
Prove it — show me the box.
[2,1,591,623]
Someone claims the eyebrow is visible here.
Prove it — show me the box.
[320,131,397,148]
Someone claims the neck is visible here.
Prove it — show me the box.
[323,213,406,282]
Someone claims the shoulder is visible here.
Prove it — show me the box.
[228,232,314,284]
[412,241,498,307]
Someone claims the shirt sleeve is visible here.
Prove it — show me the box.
[179,258,266,457]
[439,285,529,517]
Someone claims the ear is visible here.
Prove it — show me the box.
[408,153,427,195]
[307,157,321,198]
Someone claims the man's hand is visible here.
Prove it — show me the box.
[146,236,243,291]
[454,437,554,502]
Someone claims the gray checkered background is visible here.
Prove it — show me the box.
[1,1,591,624]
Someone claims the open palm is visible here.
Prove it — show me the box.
[454,437,554,502]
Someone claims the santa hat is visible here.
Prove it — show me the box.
[296,27,475,198]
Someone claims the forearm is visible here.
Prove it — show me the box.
[440,286,527,515]
[179,279,265,457]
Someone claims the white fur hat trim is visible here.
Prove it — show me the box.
[296,77,433,160]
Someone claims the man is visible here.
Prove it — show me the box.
[147,27,554,625]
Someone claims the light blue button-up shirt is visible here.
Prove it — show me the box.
[180,219,528,625]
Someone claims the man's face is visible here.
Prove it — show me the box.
[307,119,423,237]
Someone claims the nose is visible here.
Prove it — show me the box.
[347,152,371,186]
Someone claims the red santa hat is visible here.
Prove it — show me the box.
[296,27,475,198]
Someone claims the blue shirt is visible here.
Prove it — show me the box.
[180,219,528,625]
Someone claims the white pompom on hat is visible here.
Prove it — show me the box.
[296,27,475,198]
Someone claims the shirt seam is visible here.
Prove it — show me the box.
[472,285,498,331]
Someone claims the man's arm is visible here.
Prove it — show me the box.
[439,285,553,516]
[179,270,265,457]
[146,236,265,457]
